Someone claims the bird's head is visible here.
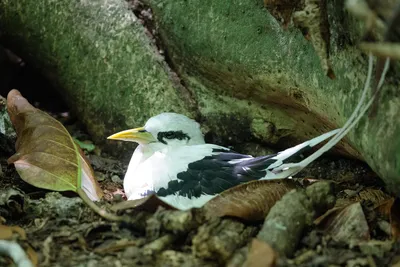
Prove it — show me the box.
[107,113,205,147]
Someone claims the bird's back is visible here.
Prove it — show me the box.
[124,144,277,201]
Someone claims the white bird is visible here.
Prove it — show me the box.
[108,54,390,210]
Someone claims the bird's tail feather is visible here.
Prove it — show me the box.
[262,128,341,179]
[267,128,341,170]
[264,54,390,179]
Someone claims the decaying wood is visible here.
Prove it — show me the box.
[257,181,336,257]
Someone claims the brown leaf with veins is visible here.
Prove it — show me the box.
[203,180,296,221]
[322,202,370,243]
[316,187,392,224]
[6,89,103,201]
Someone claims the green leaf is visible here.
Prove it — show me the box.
[73,138,96,152]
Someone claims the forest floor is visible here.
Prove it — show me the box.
[2,119,400,267]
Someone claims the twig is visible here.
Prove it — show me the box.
[76,188,124,222]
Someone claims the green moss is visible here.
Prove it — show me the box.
[0,0,194,157]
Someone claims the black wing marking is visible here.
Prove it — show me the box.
[156,149,279,199]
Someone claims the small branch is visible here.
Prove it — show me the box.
[76,188,123,222]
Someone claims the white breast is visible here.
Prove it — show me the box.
[123,143,227,206]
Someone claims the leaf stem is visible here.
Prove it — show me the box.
[77,188,123,221]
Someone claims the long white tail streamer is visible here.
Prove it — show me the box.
[273,54,390,175]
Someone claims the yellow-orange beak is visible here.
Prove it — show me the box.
[107,127,156,144]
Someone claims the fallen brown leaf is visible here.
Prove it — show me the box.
[314,205,347,226]
[318,188,399,240]
[244,239,277,267]
[323,202,370,243]
[203,180,296,221]
[6,89,103,201]
[111,194,177,213]
[316,187,392,225]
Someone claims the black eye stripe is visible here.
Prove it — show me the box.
[138,129,147,133]
[157,131,191,144]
